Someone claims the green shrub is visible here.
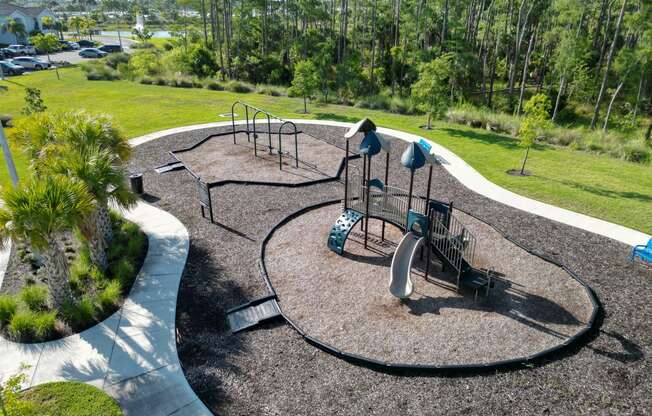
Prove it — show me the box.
[166,77,194,88]
[131,41,155,49]
[126,233,146,260]
[105,52,130,69]
[188,46,219,78]
[205,80,224,91]
[62,298,96,329]
[225,80,254,93]
[98,281,122,311]
[139,76,154,85]
[111,259,135,285]
[256,84,286,97]
[8,310,55,340]
[33,311,56,338]
[0,295,18,324]
[81,62,120,81]
[623,141,651,164]
[19,285,48,311]
[355,94,391,111]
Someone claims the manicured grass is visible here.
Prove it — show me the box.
[18,381,123,415]
[1,68,651,234]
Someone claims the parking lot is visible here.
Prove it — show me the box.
[1,36,135,76]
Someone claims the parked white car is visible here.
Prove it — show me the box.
[11,56,50,70]
[7,44,36,56]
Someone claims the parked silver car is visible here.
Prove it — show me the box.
[11,56,50,70]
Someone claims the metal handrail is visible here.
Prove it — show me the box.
[277,121,299,169]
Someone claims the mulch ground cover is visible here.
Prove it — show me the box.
[128,123,652,415]
[264,203,594,366]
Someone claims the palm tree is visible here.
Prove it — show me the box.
[4,18,26,44]
[0,177,94,309]
[13,111,133,247]
[68,16,83,39]
[53,146,136,270]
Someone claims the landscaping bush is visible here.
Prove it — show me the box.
[623,141,651,164]
[130,41,155,49]
[81,62,120,81]
[166,76,195,88]
[205,80,224,91]
[105,52,130,69]
[355,94,391,111]
[62,297,97,329]
[188,46,219,78]
[225,80,254,93]
[19,285,48,311]
[256,84,286,97]
[97,281,121,311]
[8,310,55,340]
[0,295,18,324]
[139,76,154,85]
[111,259,135,287]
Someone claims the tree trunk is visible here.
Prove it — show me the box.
[427,112,432,129]
[645,121,652,143]
[552,75,566,122]
[42,237,73,309]
[200,0,208,44]
[517,29,536,116]
[520,146,530,175]
[633,75,644,119]
[303,96,307,113]
[441,0,449,49]
[591,0,628,129]
[369,0,377,85]
[96,203,113,244]
[603,81,624,131]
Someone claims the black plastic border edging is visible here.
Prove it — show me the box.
[258,199,601,375]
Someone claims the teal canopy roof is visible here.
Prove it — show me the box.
[400,141,436,170]
[359,130,390,156]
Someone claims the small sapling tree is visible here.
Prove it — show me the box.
[517,93,551,175]
[289,60,319,114]
[412,55,452,129]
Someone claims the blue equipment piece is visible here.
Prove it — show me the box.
[407,210,429,236]
[359,131,383,157]
[400,141,438,170]
[631,238,652,263]
[327,209,364,255]
[368,178,384,191]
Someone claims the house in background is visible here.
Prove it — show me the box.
[0,2,57,45]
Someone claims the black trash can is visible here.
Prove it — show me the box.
[129,173,144,195]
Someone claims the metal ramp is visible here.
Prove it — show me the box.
[155,161,185,174]
[227,295,282,333]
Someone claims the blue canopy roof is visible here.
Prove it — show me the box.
[400,141,436,170]
[359,130,390,156]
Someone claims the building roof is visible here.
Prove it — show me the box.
[0,2,49,18]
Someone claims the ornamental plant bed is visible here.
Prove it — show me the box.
[0,212,148,343]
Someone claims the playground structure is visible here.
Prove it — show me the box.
[327,119,493,297]
[146,103,598,370]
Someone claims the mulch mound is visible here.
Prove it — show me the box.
[127,123,652,415]
[264,203,594,366]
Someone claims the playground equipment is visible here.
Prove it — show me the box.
[389,210,429,298]
[327,118,493,297]
[631,238,652,264]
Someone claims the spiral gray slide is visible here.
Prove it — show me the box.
[389,232,424,298]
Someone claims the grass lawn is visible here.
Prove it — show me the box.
[17,381,123,415]
[1,67,651,235]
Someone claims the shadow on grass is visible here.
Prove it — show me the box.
[535,176,652,203]
[313,112,359,123]
[439,127,520,150]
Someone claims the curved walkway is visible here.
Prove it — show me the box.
[132,119,650,247]
[0,202,211,416]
